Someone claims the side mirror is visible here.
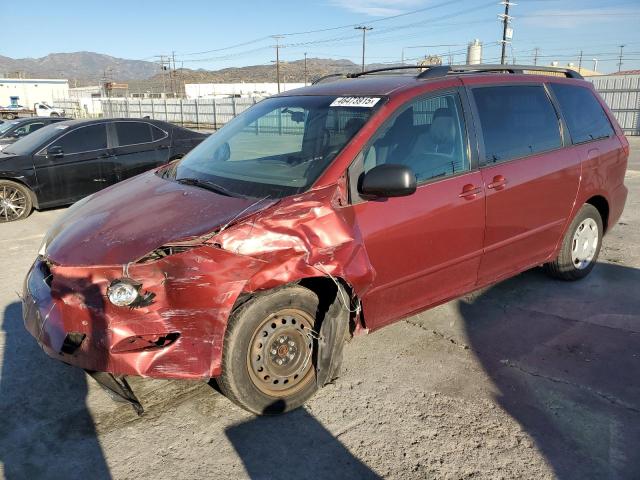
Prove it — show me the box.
[47,145,64,158]
[359,164,417,198]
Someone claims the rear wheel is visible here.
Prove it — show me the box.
[0,180,33,222]
[544,204,603,280]
[217,286,321,415]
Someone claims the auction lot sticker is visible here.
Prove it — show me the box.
[330,97,381,107]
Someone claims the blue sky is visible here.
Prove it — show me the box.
[2,0,640,73]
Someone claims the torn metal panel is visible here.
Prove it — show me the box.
[23,246,266,379]
[212,182,376,296]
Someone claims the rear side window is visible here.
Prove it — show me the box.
[114,121,154,146]
[549,84,614,144]
[55,124,107,154]
[472,85,562,164]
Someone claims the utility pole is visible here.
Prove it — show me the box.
[155,55,169,96]
[354,26,373,72]
[617,44,625,72]
[171,51,177,97]
[578,50,583,72]
[498,1,515,65]
[304,52,308,86]
[272,35,284,93]
[592,58,599,72]
[533,47,539,66]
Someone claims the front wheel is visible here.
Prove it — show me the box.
[544,204,603,280]
[217,286,322,415]
[0,180,33,222]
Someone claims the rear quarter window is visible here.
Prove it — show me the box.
[114,121,154,146]
[549,83,614,144]
[472,85,562,164]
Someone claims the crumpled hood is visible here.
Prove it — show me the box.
[44,171,276,266]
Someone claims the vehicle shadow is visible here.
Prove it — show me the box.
[458,263,640,479]
[0,301,111,479]
[226,405,381,480]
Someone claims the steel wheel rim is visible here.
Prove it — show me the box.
[0,185,27,222]
[247,308,316,397]
[571,218,599,270]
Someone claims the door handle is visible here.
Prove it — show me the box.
[487,175,507,190]
[458,184,482,199]
[93,178,107,182]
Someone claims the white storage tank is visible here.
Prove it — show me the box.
[466,39,482,65]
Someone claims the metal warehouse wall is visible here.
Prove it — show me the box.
[590,74,640,136]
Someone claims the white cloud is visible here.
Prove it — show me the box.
[329,0,429,17]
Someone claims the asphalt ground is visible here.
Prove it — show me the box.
[1,138,639,479]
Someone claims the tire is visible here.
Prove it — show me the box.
[544,204,603,281]
[217,286,322,415]
[50,112,59,117]
[0,180,34,222]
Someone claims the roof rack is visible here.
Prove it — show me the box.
[311,64,583,85]
[426,64,584,80]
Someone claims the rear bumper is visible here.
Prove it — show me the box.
[22,248,263,380]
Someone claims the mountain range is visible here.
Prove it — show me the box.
[0,51,401,90]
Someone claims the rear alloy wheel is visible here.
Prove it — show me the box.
[0,180,33,222]
[544,204,603,280]
[217,286,322,415]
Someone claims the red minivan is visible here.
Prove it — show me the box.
[23,65,628,415]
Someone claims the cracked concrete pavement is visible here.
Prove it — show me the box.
[1,139,638,479]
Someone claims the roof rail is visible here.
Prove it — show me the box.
[346,65,425,78]
[418,64,584,80]
[312,73,348,85]
[311,63,583,85]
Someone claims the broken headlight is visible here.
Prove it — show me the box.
[107,280,139,307]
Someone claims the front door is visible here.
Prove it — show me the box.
[468,83,580,285]
[350,90,486,329]
[33,123,111,205]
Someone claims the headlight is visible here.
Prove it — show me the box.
[107,281,140,307]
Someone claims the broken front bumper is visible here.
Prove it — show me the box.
[22,247,265,380]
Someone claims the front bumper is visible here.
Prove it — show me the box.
[22,247,264,380]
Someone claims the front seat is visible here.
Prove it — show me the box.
[428,108,456,155]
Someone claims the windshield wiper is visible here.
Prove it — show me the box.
[176,177,245,198]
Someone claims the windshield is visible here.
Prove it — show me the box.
[171,95,381,198]
[0,121,19,135]
[3,123,66,155]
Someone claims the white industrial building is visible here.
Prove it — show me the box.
[185,82,305,99]
[0,78,69,108]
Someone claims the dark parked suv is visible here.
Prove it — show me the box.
[23,65,628,415]
[0,118,206,221]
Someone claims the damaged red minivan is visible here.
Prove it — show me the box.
[23,65,628,415]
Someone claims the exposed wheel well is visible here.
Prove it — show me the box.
[298,276,360,335]
[585,195,609,232]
